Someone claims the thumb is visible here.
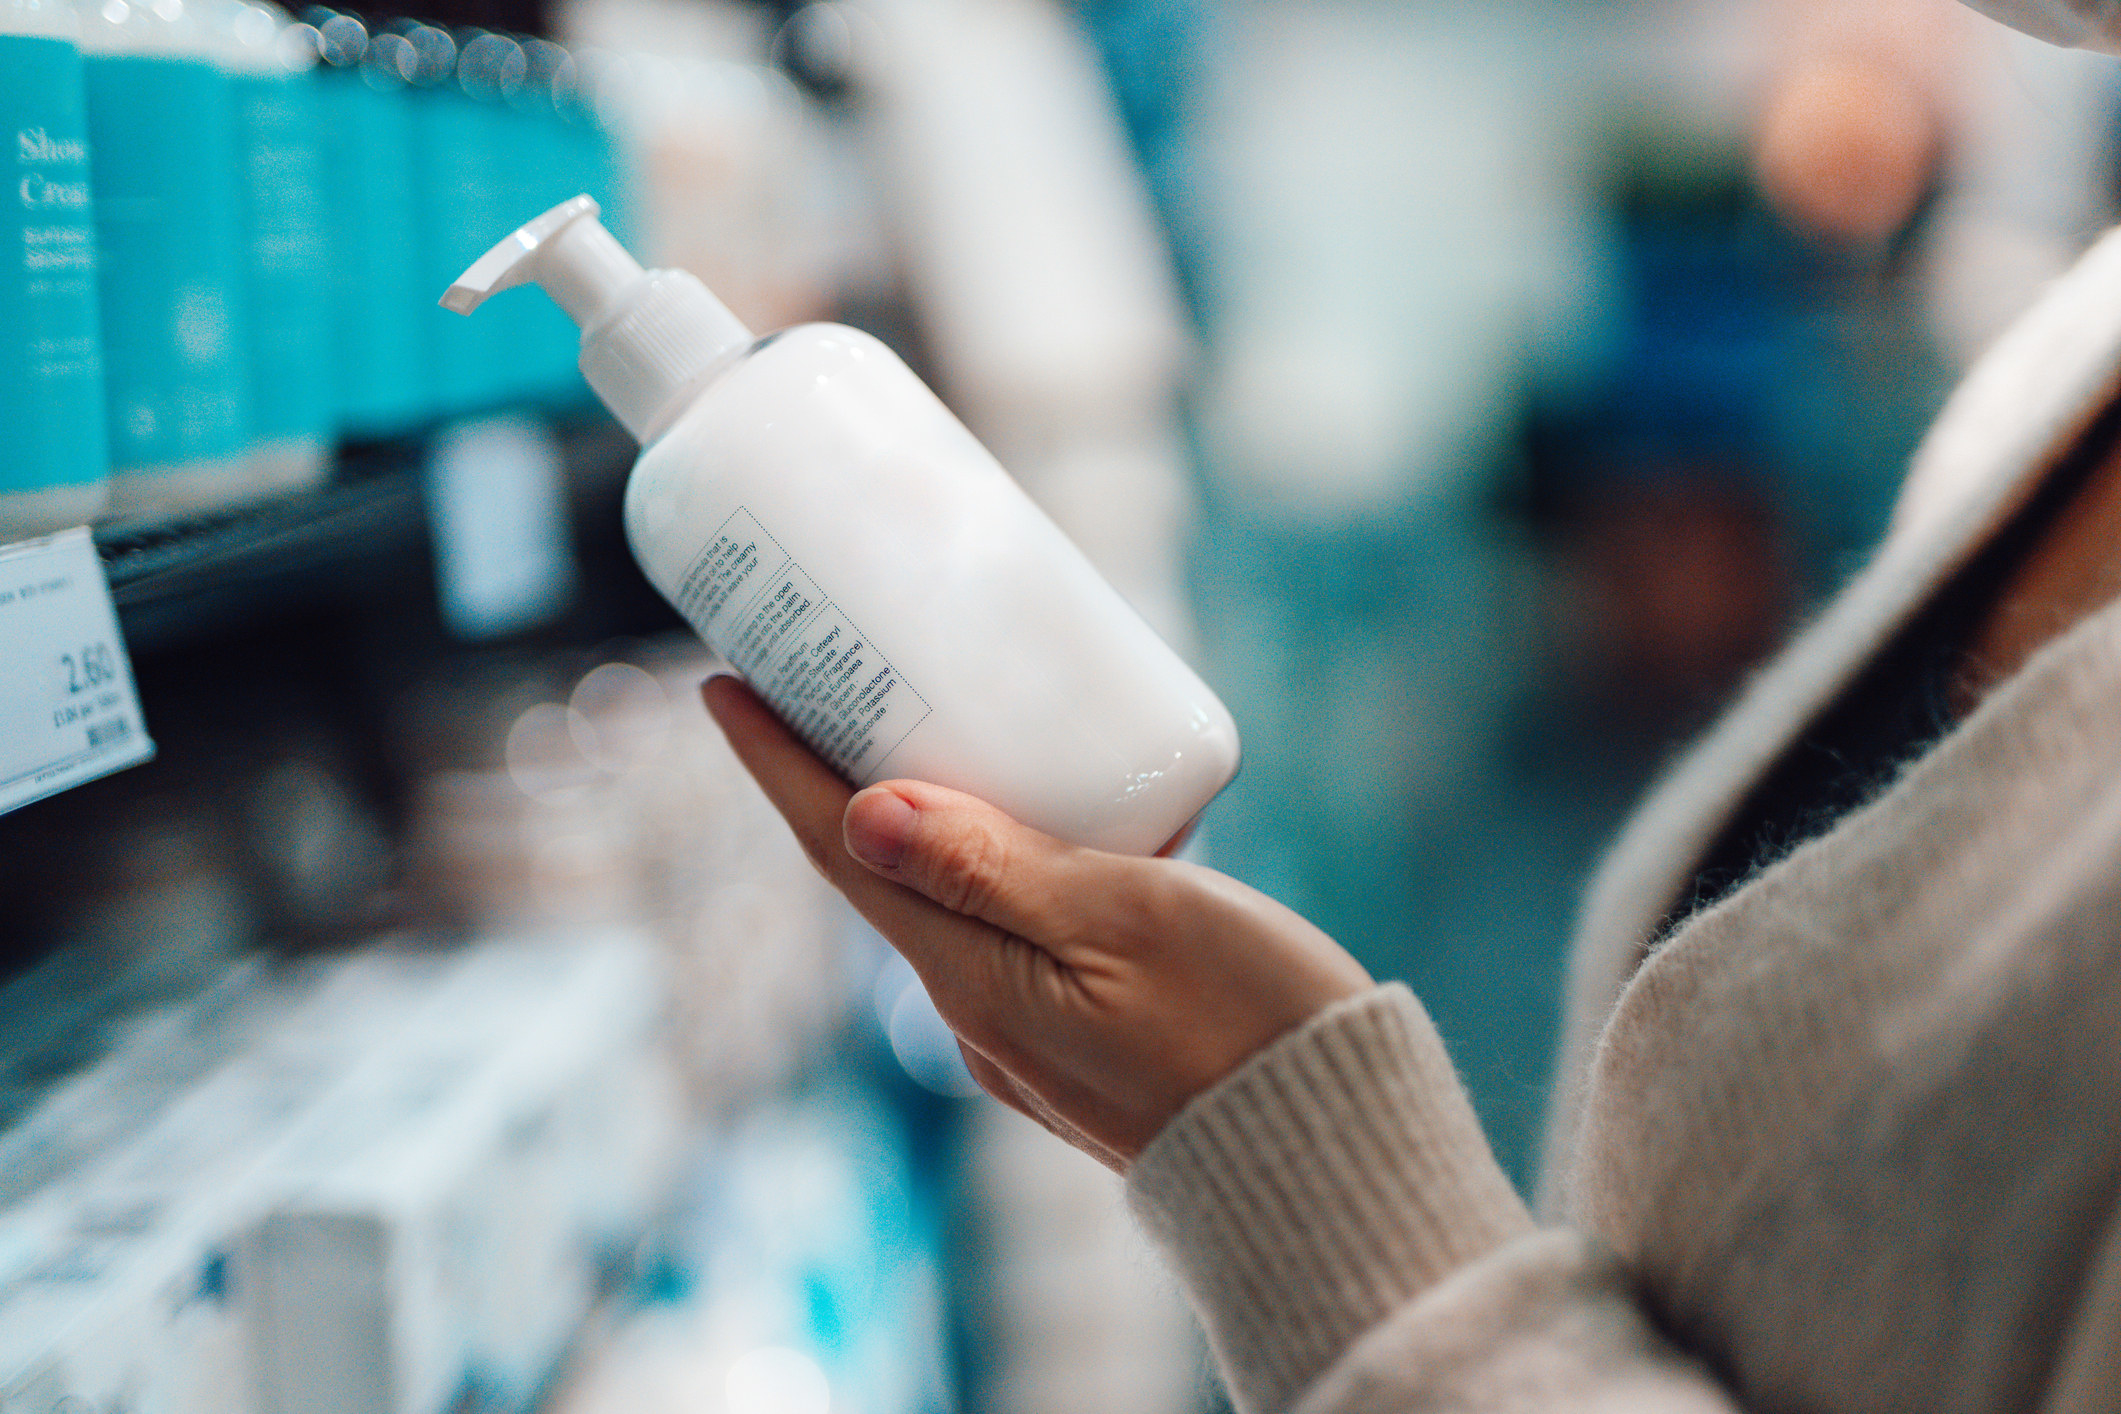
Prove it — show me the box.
[843,780,1141,950]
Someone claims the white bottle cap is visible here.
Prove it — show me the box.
[442,195,754,441]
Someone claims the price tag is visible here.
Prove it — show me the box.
[0,527,155,815]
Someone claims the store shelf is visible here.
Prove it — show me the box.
[92,448,425,652]
[93,419,637,653]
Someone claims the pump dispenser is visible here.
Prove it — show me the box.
[445,196,748,440]
[447,197,1240,855]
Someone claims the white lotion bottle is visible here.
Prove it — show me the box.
[444,196,1239,855]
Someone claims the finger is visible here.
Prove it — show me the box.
[842,778,1159,954]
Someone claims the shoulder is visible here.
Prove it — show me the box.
[1569,594,2121,1413]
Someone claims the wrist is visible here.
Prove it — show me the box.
[1126,983,1532,1414]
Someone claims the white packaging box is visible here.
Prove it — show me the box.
[237,929,685,1414]
[0,959,270,1230]
[0,939,583,1414]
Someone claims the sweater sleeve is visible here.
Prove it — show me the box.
[1125,984,1737,1414]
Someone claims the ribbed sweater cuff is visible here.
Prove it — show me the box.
[1125,983,1533,1414]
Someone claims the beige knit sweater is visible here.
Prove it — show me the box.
[1125,230,2121,1414]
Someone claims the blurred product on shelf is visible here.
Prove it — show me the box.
[963,1103,1203,1414]
[0,948,267,1201]
[307,10,435,439]
[0,931,683,1414]
[79,0,256,520]
[229,740,396,944]
[237,933,684,1414]
[206,0,333,498]
[423,413,579,641]
[401,20,613,419]
[399,638,845,1110]
[0,0,111,539]
[847,0,1200,645]
[548,1083,950,1414]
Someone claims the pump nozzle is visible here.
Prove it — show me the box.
[441,195,754,441]
[442,195,638,321]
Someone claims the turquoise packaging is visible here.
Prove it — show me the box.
[414,83,509,415]
[408,42,512,418]
[517,40,588,406]
[83,55,251,478]
[233,67,333,463]
[0,32,108,502]
[314,51,432,436]
[505,95,582,405]
[455,34,541,404]
[481,90,543,403]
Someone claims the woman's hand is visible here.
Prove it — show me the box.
[702,675,1373,1171]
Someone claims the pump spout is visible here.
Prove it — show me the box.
[440,194,756,442]
[441,194,644,325]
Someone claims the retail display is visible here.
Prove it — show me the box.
[0,5,631,534]
[444,196,1240,853]
[0,932,683,1414]
[237,932,683,1414]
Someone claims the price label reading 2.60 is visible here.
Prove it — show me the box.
[62,641,119,695]
[0,528,154,815]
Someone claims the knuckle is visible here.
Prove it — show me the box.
[927,826,1008,918]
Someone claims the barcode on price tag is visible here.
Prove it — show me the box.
[0,527,155,815]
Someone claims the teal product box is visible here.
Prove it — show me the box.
[409,82,513,417]
[83,55,251,477]
[233,70,333,458]
[504,98,584,406]
[515,41,591,407]
[0,34,108,499]
[482,91,545,404]
[314,65,433,436]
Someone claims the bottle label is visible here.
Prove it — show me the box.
[83,55,250,472]
[674,508,931,783]
[0,35,108,494]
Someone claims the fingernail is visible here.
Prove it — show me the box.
[845,789,915,870]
